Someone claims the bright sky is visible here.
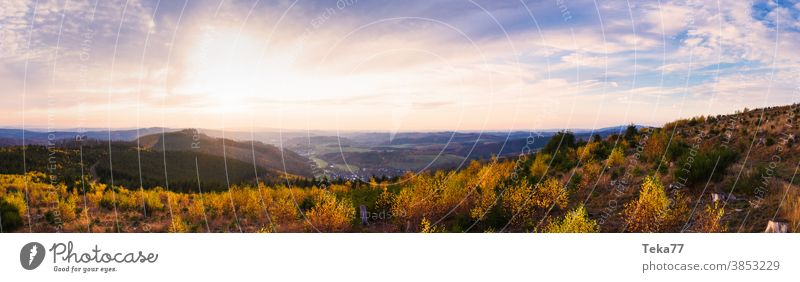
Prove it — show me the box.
[1,0,799,131]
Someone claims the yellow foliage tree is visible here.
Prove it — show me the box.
[532,178,568,209]
[469,161,514,220]
[57,196,78,223]
[623,176,670,232]
[606,147,625,167]
[4,191,27,218]
[391,175,439,229]
[545,205,598,233]
[266,187,301,223]
[142,188,164,212]
[419,217,443,233]
[643,130,667,163]
[374,187,394,214]
[529,153,552,180]
[693,202,726,232]
[580,160,602,190]
[501,183,536,228]
[305,191,354,232]
[188,196,208,223]
[169,215,188,233]
[577,141,600,162]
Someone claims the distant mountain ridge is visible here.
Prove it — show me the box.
[0,128,178,146]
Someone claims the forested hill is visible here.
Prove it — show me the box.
[137,129,313,178]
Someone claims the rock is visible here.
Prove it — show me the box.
[711,192,736,202]
[764,220,789,233]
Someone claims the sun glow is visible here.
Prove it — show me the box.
[172,25,482,130]
[177,26,317,113]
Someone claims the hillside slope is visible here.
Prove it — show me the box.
[138,129,313,177]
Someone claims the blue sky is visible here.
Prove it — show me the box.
[1,0,799,131]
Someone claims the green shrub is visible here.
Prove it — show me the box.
[0,198,24,232]
[674,147,738,189]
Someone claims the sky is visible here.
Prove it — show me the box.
[1,0,799,132]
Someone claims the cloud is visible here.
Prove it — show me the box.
[1,0,799,130]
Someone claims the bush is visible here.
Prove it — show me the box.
[0,198,24,232]
[674,147,738,188]
[4,192,27,218]
[665,140,688,162]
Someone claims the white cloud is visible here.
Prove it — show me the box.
[1,0,799,130]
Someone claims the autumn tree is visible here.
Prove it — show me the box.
[623,176,670,232]
[606,147,625,167]
[469,160,514,221]
[501,178,568,230]
[642,129,667,164]
[577,140,600,162]
[0,197,24,231]
[545,205,598,233]
[501,183,536,228]
[266,187,301,224]
[188,195,208,224]
[529,153,552,181]
[391,173,442,230]
[692,202,726,232]
[532,178,568,210]
[419,217,443,233]
[580,160,602,191]
[305,191,355,232]
[57,196,78,223]
[169,215,188,233]
[374,187,394,214]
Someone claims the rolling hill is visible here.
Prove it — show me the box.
[137,129,313,178]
